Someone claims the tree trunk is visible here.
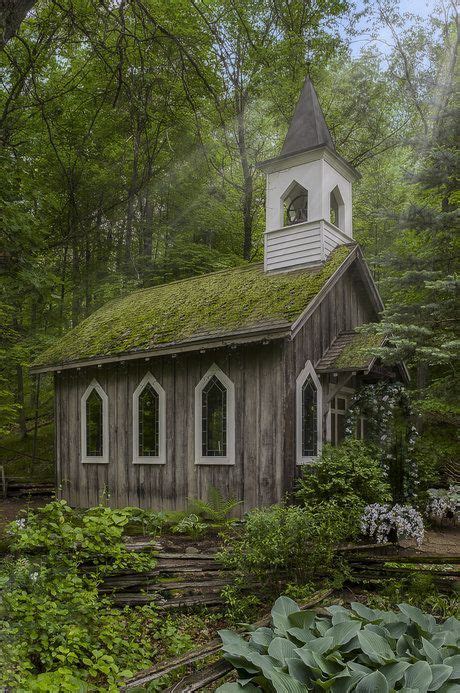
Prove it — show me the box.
[0,0,36,47]
[16,364,27,440]
[236,99,253,260]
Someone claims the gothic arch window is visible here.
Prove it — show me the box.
[81,380,109,463]
[132,372,166,464]
[329,185,345,229]
[281,181,308,226]
[195,364,235,465]
[296,361,322,464]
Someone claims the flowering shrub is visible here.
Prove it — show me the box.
[426,486,459,522]
[361,503,425,547]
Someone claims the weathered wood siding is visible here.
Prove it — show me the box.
[55,341,286,513]
[282,258,378,494]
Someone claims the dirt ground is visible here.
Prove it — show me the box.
[0,497,48,536]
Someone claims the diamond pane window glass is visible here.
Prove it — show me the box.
[301,376,317,457]
[86,389,103,456]
[139,383,159,457]
[202,375,227,456]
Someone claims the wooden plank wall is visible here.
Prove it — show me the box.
[282,259,378,494]
[55,341,286,513]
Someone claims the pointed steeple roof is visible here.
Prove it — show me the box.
[280,77,335,157]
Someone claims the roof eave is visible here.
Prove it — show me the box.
[29,323,291,375]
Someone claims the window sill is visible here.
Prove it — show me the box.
[195,457,235,466]
[296,457,319,466]
[81,457,109,464]
[132,458,166,465]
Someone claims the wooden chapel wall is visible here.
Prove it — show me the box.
[281,260,378,494]
[54,340,286,513]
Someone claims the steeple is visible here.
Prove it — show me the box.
[280,77,335,158]
[257,76,360,273]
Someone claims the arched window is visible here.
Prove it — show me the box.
[133,373,166,464]
[195,364,235,465]
[81,380,108,463]
[282,181,308,226]
[296,361,322,464]
[329,185,345,229]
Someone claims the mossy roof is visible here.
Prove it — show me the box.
[316,330,385,372]
[33,245,354,370]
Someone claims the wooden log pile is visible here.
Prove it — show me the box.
[5,481,54,498]
[99,552,233,609]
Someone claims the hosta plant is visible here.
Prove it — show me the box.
[360,503,425,547]
[217,596,460,692]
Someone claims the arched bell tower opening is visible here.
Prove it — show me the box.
[329,185,345,229]
[281,181,308,226]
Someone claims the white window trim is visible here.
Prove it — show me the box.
[132,372,166,465]
[326,386,354,443]
[296,360,322,465]
[81,379,109,464]
[195,363,235,466]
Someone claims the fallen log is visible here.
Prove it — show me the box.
[120,587,334,691]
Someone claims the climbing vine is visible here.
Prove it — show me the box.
[346,382,419,501]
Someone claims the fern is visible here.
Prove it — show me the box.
[187,486,242,523]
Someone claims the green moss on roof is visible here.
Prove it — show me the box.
[34,245,353,368]
[333,332,385,370]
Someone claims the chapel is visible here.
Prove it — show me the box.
[32,77,408,511]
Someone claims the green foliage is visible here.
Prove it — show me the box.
[221,584,261,625]
[187,486,242,524]
[367,573,460,620]
[0,501,159,689]
[218,503,357,585]
[295,440,391,513]
[217,596,460,692]
[171,513,207,540]
[7,500,154,572]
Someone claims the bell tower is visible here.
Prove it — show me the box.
[258,77,359,273]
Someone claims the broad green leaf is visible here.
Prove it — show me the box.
[286,657,311,684]
[316,619,331,636]
[286,627,316,644]
[250,627,274,650]
[357,629,395,664]
[386,621,412,639]
[309,636,334,655]
[398,603,436,634]
[429,664,454,690]
[264,668,308,693]
[288,611,316,629]
[272,597,300,635]
[268,637,298,664]
[423,637,443,664]
[355,670,389,693]
[443,618,460,637]
[327,605,356,625]
[380,661,410,687]
[404,661,433,692]
[437,684,460,693]
[350,602,379,622]
[444,656,460,680]
[331,672,365,693]
[325,620,362,647]
[348,662,372,675]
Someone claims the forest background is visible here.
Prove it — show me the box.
[0,0,458,476]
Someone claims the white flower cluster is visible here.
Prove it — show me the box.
[426,486,458,521]
[361,503,425,547]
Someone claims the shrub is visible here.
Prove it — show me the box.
[218,503,356,585]
[295,440,391,513]
[360,503,425,546]
[217,596,460,692]
[0,501,160,689]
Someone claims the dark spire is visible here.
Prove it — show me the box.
[280,77,335,157]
